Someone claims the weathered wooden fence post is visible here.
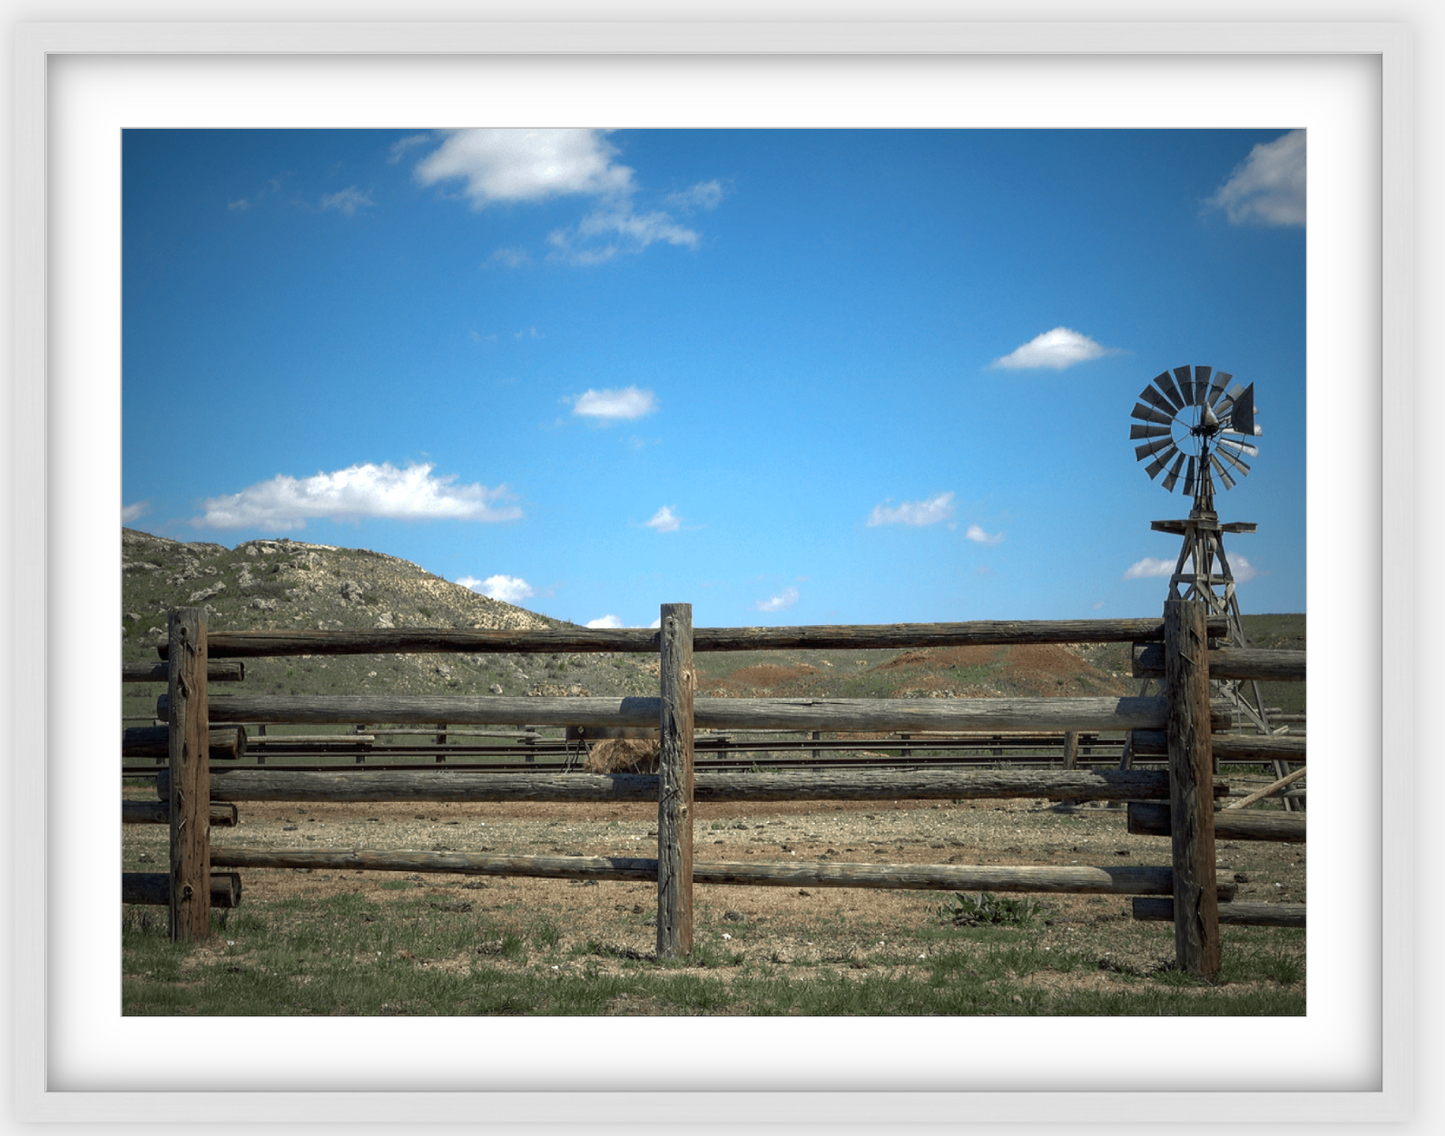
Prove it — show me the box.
[656,603,695,958]
[1164,598,1221,979]
[167,607,211,942]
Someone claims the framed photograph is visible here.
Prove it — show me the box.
[11,16,1412,1129]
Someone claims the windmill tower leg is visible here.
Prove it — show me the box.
[1153,511,1297,811]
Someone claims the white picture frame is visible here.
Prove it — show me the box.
[8,15,1416,1130]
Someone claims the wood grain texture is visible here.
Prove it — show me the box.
[123,872,241,909]
[1165,599,1221,979]
[163,617,1230,660]
[1132,897,1304,928]
[177,767,1211,804]
[124,800,238,827]
[1132,643,1306,681]
[206,848,1238,898]
[124,725,246,760]
[656,603,694,958]
[1127,801,1306,843]
[1131,730,1306,761]
[167,608,211,941]
[124,661,244,683]
[178,692,1176,734]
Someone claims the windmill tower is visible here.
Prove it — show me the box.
[1130,365,1296,807]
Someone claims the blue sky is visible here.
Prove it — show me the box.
[122,128,1305,628]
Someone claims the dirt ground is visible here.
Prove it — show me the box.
[126,791,1306,984]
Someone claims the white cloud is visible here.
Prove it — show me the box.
[546,206,700,264]
[122,500,150,523]
[586,614,625,629]
[754,587,800,613]
[193,462,522,530]
[992,327,1119,371]
[460,574,536,604]
[867,491,956,527]
[644,506,682,533]
[414,129,635,206]
[319,186,374,216]
[571,386,657,422]
[666,179,726,211]
[1123,557,1175,580]
[1207,130,1305,226]
[387,133,432,164]
[1124,554,1259,583]
[965,524,1004,545]
[414,129,714,266]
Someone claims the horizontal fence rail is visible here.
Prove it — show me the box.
[165,693,1235,735]
[157,616,1232,660]
[1133,643,1306,682]
[207,847,1239,899]
[160,767,1215,804]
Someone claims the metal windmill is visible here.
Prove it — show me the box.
[1129,365,1294,803]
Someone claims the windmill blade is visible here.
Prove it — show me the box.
[1130,423,1173,441]
[1209,454,1237,491]
[1217,436,1260,458]
[1154,369,1186,411]
[1205,371,1234,407]
[1172,365,1196,405]
[1131,401,1175,428]
[1137,384,1176,415]
[1161,452,1187,492]
[1144,445,1180,480]
[1215,446,1252,478]
[1183,456,1197,498]
[1137,436,1178,464]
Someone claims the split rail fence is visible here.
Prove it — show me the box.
[122,599,1306,980]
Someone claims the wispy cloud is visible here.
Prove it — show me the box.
[413,129,716,266]
[546,206,699,264]
[459,574,536,604]
[867,491,956,527]
[644,506,682,532]
[1206,130,1305,226]
[992,327,1120,371]
[487,247,531,269]
[319,186,374,216]
[192,462,522,531]
[122,500,150,524]
[570,386,657,422]
[666,179,727,211]
[965,524,1004,545]
[754,586,800,613]
[387,133,433,164]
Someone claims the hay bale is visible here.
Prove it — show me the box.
[584,738,660,774]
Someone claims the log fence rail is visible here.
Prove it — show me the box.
[126,602,1303,977]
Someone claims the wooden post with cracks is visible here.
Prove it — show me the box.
[167,608,211,942]
[1164,599,1220,979]
[656,603,695,958]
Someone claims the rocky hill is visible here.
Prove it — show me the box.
[121,529,642,722]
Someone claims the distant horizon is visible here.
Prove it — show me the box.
[121,522,1305,626]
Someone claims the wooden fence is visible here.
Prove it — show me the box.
[122,600,1306,980]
